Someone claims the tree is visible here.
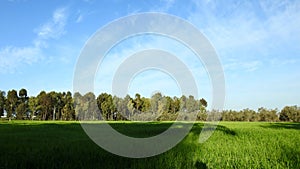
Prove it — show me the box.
[141,97,151,113]
[198,98,208,121]
[172,97,180,114]
[134,93,144,112]
[19,88,28,102]
[0,90,5,117]
[113,95,133,120]
[221,110,238,121]
[127,98,135,120]
[156,96,176,121]
[258,107,278,122]
[37,91,53,120]
[48,91,59,120]
[16,103,28,120]
[199,98,207,108]
[74,92,84,120]
[157,96,167,115]
[97,93,114,120]
[122,95,132,120]
[17,88,29,119]
[28,96,38,119]
[280,106,300,122]
[60,92,75,120]
[164,96,173,114]
[240,108,257,122]
[84,92,100,120]
[5,90,19,120]
[179,95,187,112]
[5,88,300,122]
[50,91,71,120]
[62,102,75,120]
[186,95,198,112]
[150,92,163,114]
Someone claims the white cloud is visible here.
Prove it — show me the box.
[35,7,67,40]
[177,0,300,90]
[188,0,300,62]
[0,46,41,73]
[0,7,68,74]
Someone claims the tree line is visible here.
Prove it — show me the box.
[0,89,299,122]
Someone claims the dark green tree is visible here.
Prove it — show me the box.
[0,90,5,117]
[17,88,29,119]
[28,96,38,119]
[62,101,75,121]
[16,103,28,120]
[134,93,144,112]
[19,88,28,102]
[97,93,115,120]
[200,98,207,108]
[5,90,19,120]
[197,98,208,121]
[49,91,59,120]
[37,91,53,120]
[73,92,84,120]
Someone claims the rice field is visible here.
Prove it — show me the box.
[0,121,299,169]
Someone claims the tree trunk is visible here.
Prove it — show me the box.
[53,106,56,121]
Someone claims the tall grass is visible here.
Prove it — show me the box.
[0,121,299,169]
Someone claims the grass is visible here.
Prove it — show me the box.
[0,121,299,169]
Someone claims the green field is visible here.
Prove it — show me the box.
[0,121,299,169]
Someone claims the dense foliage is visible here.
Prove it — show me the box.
[0,89,299,122]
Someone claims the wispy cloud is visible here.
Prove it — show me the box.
[75,14,83,23]
[0,7,68,74]
[74,9,84,23]
[270,58,298,67]
[74,9,96,24]
[188,0,300,69]
[35,7,68,41]
[224,60,262,72]
[155,0,175,12]
[0,46,41,73]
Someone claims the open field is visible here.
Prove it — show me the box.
[0,121,299,169]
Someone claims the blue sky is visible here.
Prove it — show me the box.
[0,0,299,110]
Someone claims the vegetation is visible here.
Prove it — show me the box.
[0,121,299,169]
[0,89,300,122]
[1,89,299,168]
